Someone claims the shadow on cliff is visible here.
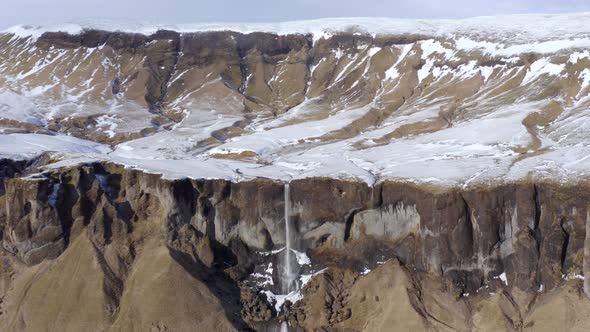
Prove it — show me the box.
[168,247,254,331]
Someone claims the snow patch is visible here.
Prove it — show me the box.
[290,249,311,265]
[384,44,413,81]
[562,273,585,281]
[522,58,565,85]
[494,272,508,286]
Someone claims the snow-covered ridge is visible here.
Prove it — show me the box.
[4,12,590,44]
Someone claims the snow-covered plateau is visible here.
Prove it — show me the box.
[2,13,590,187]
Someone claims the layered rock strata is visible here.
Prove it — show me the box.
[0,159,589,331]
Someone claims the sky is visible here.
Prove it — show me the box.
[1,0,590,29]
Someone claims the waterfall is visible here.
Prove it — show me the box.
[263,182,312,331]
[282,182,294,293]
[280,321,289,332]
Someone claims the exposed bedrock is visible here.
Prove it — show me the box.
[0,160,590,330]
[2,28,466,143]
[35,29,315,115]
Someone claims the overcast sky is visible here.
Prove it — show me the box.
[2,0,590,29]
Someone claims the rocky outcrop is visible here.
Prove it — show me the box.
[3,175,65,265]
[0,160,589,330]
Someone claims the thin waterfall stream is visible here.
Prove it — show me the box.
[280,182,294,331]
[282,182,294,294]
[249,182,316,331]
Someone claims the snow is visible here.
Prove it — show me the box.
[420,40,455,59]
[251,246,323,315]
[262,268,328,313]
[257,248,310,266]
[479,66,495,82]
[0,89,43,124]
[456,61,479,79]
[562,273,585,281]
[3,23,83,41]
[251,271,274,287]
[417,59,435,83]
[263,290,303,313]
[367,47,381,57]
[3,14,590,188]
[522,58,565,85]
[494,272,508,286]
[207,147,255,156]
[0,133,110,160]
[454,36,590,56]
[16,50,68,80]
[5,13,590,48]
[95,114,118,138]
[578,69,590,95]
[569,51,590,64]
[333,54,358,82]
[207,104,372,158]
[259,247,286,256]
[1,97,587,189]
[290,249,311,266]
[384,44,412,81]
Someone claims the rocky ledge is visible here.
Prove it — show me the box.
[0,158,589,331]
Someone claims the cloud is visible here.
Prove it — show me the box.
[1,0,589,29]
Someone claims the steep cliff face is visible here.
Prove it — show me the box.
[2,15,590,331]
[0,160,589,331]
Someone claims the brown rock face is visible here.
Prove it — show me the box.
[3,176,65,265]
[0,160,590,331]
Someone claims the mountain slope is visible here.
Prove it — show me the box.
[2,14,590,186]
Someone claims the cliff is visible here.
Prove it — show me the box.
[0,159,589,331]
[2,14,590,331]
